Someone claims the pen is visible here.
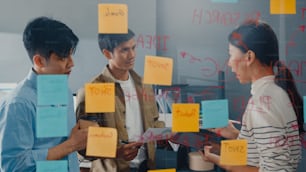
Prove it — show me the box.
[229,120,241,124]
[120,140,129,144]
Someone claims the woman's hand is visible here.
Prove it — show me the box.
[209,120,240,139]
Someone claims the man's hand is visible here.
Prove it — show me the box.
[117,142,143,161]
[69,122,88,151]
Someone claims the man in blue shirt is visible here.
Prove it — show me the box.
[0,17,88,172]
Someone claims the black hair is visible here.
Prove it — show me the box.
[98,29,135,52]
[228,19,304,133]
[23,16,79,62]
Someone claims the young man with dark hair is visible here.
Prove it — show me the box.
[0,16,88,171]
[76,29,165,172]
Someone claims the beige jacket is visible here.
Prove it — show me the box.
[76,66,165,172]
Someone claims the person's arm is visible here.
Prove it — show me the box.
[0,102,39,171]
[209,120,240,139]
[0,101,88,171]
[47,122,88,160]
[248,107,300,172]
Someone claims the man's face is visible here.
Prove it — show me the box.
[108,38,136,71]
[40,53,74,75]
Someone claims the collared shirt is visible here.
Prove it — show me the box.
[0,69,79,172]
[239,75,301,172]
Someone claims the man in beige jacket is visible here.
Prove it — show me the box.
[76,29,165,172]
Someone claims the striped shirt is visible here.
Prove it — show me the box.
[238,75,301,172]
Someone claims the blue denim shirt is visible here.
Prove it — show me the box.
[0,69,79,172]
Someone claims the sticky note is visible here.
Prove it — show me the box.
[148,169,176,172]
[98,4,128,33]
[143,56,173,86]
[211,0,238,3]
[36,106,68,138]
[172,103,199,132]
[86,127,118,158]
[303,96,306,123]
[201,99,229,129]
[220,139,247,165]
[85,83,115,113]
[270,0,296,14]
[36,160,68,172]
[37,75,68,106]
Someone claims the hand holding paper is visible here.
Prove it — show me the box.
[135,127,174,143]
[117,141,143,161]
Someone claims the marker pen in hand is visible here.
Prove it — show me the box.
[120,140,129,144]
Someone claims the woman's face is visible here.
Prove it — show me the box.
[228,43,251,84]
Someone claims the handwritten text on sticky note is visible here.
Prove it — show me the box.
[85,83,115,113]
[98,4,128,33]
[86,127,118,158]
[172,103,199,132]
[220,139,247,165]
[143,56,173,86]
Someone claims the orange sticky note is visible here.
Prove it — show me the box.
[172,104,199,132]
[143,56,173,86]
[270,0,296,14]
[86,127,118,158]
[220,139,247,165]
[85,83,115,113]
[98,4,128,33]
[148,169,176,172]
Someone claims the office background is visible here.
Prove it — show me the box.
[0,0,305,171]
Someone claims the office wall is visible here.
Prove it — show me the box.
[0,0,157,92]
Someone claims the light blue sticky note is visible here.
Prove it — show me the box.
[36,106,68,138]
[37,75,68,106]
[303,96,306,124]
[201,99,229,128]
[211,0,238,3]
[36,160,68,172]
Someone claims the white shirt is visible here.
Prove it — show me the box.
[238,75,301,172]
[116,73,146,168]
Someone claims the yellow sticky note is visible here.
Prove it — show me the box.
[220,139,247,166]
[148,169,176,172]
[98,4,128,33]
[86,127,118,158]
[270,0,296,14]
[85,83,115,113]
[172,104,199,132]
[143,56,173,86]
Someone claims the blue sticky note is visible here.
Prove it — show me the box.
[36,160,68,172]
[211,0,238,3]
[37,75,68,106]
[201,99,229,128]
[303,96,306,123]
[36,106,68,138]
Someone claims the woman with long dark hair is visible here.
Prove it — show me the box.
[201,20,304,172]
